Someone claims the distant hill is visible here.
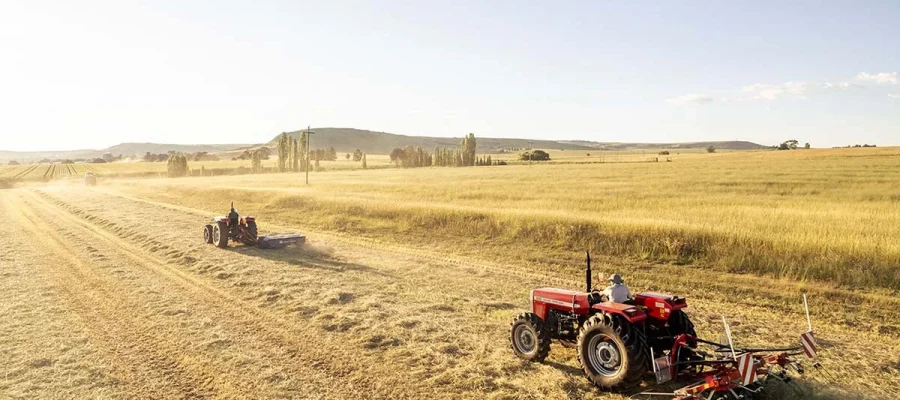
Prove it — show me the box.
[0,128,769,163]
[559,140,769,151]
[270,128,768,154]
[0,143,248,163]
[271,128,597,154]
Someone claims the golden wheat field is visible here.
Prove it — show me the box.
[1,147,899,399]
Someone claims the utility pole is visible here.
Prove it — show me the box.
[305,126,315,185]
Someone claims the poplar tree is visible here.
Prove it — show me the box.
[291,138,300,172]
[276,132,289,172]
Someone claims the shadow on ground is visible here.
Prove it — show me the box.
[229,242,396,278]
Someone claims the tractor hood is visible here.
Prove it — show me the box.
[532,288,589,314]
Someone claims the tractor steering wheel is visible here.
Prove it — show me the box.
[588,291,609,305]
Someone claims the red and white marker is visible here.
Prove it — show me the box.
[736,353,757,386]
[800,331,817,359]
[800,294,818,359]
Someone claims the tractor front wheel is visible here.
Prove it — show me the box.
[213,222,229,248]
[577,314,647,391]
[203,224,214,244]
[510,313,551,362]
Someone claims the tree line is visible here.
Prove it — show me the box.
[389,133,494,168]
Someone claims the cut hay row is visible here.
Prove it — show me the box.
[11,164,39,180]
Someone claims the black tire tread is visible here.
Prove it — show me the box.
[246,221,258,241]
[576,313,647,391]
[214,221,229,248]
[203,224,214,244]
[510,312,551,362]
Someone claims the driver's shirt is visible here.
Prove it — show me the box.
[602,284,631,303]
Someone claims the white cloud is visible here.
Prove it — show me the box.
[820,82,860,89]
[742,81,810,100]
[856,72,898,85]
[889,94,900,99]
[665,94,714,105]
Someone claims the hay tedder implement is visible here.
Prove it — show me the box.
[202,202,305,249]
[510,252,822,400]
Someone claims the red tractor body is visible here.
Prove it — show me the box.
[531,288,647,323]
[511,253,815,400]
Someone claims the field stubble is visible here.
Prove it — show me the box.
[1,147,899,399]
[112,147,900,292]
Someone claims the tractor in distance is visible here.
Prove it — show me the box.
[203,202,305,249]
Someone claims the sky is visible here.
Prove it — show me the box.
[1,0,899,151]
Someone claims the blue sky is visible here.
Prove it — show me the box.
[1,0,898,151]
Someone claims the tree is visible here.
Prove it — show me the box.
[778,140,799,150]
[706,146,716,153]
[345,153,351,160]
[167,154,189,177]
[276,132,289,172]
[520,150,551,161]
[291,138,300,172]
[353,149,363,162]
[8,160,20,166]
[361,153,367,169]
[251,150,263,173]
[297,131,308,171]
[461,133,477,166]
[804,143,811,149]
[389,148,406,166]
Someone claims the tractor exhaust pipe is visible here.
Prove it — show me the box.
[585,251,592,292]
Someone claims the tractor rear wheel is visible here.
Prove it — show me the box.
[203,224,214,244]
[246,221,258,241]
[577,314,647,391]
[668,310,696,338]
[213,222,229,248]
[510,313,551,362]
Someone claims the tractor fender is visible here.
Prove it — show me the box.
[591,302,647,323]
[632,292,687,321]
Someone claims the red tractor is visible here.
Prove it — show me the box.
[510,253,815,399]
[203,202,305,249]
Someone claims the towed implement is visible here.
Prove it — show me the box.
[510,252,821,400]
[202,202,305,249]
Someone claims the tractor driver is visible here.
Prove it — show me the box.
[601,273,631,303]
[228,205,240,234]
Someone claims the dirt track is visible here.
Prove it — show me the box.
[1,186,898,399]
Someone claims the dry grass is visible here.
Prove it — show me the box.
[112,147,900,291]
[1,147,898,399]
[0,155,398,182]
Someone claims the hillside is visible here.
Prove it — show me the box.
[0,128,769,163]
[0,143,248,163]
[560,140,770,151]
[271,128,768,153]
[270,128,597,154]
